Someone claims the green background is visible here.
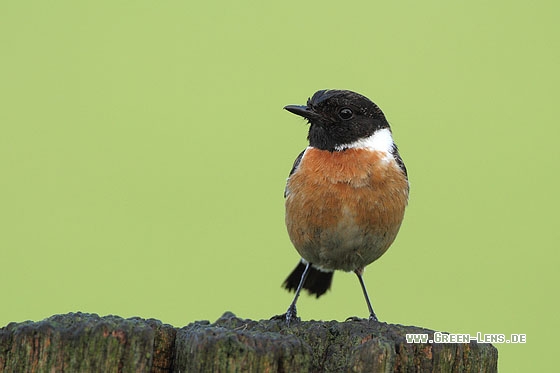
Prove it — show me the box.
[1,1,558,371]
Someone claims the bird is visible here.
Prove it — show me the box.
[281,89,409,324]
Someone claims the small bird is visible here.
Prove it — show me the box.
[282,89,409,324]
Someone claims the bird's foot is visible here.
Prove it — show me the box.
[345,316,367,322]
[270,305,301,326]
[285,304,300,326]
[345,313,379,322]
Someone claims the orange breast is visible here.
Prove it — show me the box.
[285,147,409,272]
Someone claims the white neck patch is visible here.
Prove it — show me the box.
[334,128,395,155]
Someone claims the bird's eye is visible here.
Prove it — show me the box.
[338,108,353,120]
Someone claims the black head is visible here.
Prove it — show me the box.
[284,89,390,151]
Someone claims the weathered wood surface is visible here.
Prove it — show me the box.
[0,313,176,372]
[0,311,497,372]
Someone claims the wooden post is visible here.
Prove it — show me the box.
[0,312,497,372]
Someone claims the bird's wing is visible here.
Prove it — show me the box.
[284,149,306,198]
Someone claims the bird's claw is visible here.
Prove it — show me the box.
[285,304,300,326]
[345,314,378,322]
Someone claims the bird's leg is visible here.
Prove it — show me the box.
[355,268,378,321]
[285,261,312,325]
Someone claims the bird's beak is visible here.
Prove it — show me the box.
[284,105,321,121]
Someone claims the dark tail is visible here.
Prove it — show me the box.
[282,261,333,298]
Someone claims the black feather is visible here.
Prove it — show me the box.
[282,261,334,298]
